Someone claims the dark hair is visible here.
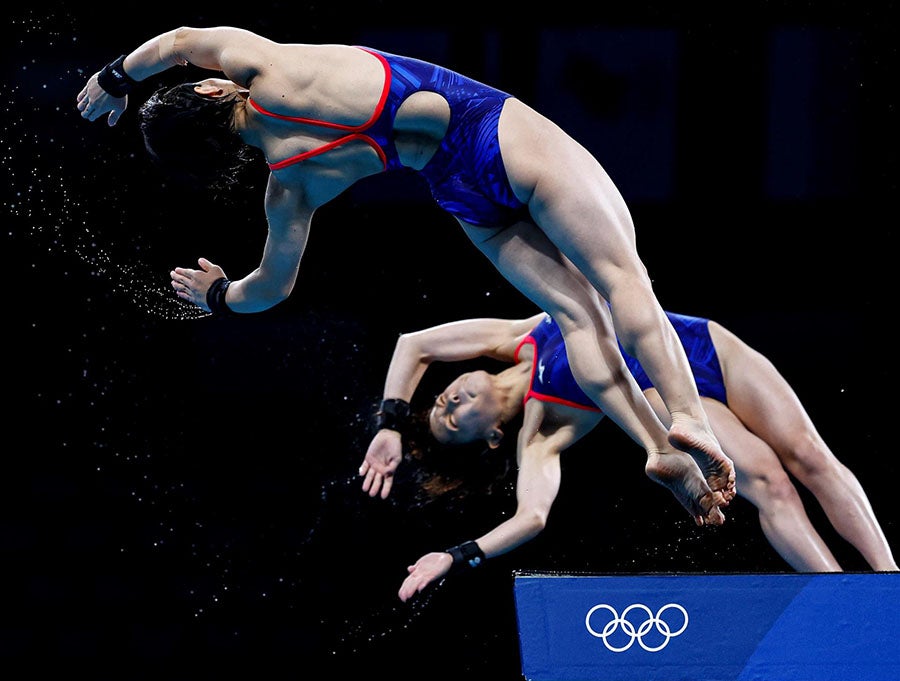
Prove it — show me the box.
[398,408,517,511]
[137,83,261,193]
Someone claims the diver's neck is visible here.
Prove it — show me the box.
[495,363,531,422]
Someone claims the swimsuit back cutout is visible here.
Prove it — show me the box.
[254,46,527,226]
[373,50,527,227]
[251,47,402,171]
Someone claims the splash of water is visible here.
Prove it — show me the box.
[3,8,207,322]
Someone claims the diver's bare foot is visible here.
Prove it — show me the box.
[668,420,736,503]
[645,450,726,526]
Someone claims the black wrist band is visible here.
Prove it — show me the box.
[206,277,234,317]
[374,398,411,433]
[97,54,137,98]
[446,540,486,573]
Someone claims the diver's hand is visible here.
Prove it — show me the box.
[398,551,452,603]
[359,429,402,499]
[170,258,227,311]
[76,73,127,126]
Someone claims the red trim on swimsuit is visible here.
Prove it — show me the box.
[515,336,603,413]
[250,47,392,171]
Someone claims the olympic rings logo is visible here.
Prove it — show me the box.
[585,603,689,652]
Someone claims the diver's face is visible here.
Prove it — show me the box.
[429,371,501,445]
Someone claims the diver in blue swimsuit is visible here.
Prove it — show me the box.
[354,310,897,601]
[78,26,737,518]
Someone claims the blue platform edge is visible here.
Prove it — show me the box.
[513,571,900,681]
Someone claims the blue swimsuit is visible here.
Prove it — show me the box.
[517,313,728,412]
[620,312,727,405]
[251,46,529,228]
[517,315,603,412]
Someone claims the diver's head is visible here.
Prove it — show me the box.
[137,80,256,192]
[429,370,505,448]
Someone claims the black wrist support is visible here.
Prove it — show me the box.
[446,540,486,573]
[206,277,234,317]
[97,55,137,98]
[375,398,411,433]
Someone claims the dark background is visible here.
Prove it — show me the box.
[4,2,897,679]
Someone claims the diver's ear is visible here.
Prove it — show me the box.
[486,427,504,450]
[194,83,226,98]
